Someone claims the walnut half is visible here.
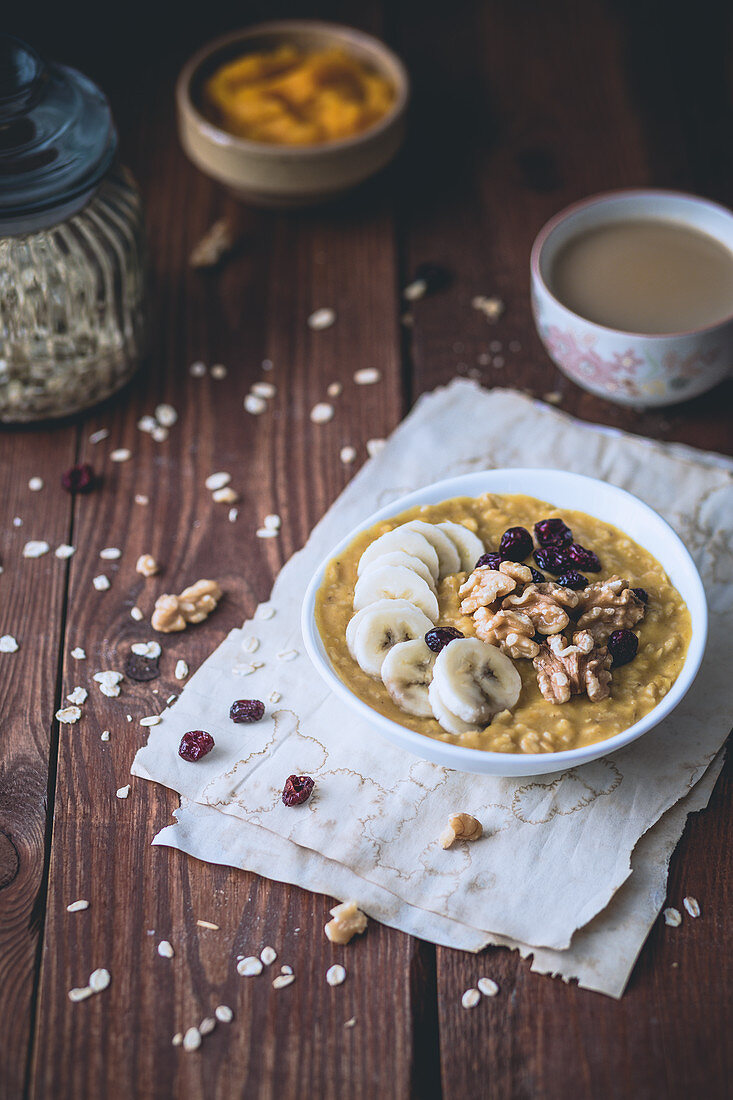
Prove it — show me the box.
[324,900,368,944]
[151,579,223,633]
[459,562,519,614]
[502,581,580,636]
[576,576,646,643]
[474,608,540,658]
[440,813,483,848]
[533,631,612,704]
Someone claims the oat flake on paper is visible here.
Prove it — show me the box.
[133,383,733,994]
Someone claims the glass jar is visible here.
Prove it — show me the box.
[0,37,147,422]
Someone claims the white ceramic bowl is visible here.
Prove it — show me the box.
[301,468,707,777]
[531,189,733,407]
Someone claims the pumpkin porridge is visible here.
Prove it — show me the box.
[315,493,691,754]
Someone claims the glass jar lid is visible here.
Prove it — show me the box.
[0,35,117,219]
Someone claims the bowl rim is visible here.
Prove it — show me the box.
[176,19,410,158]
[301,468,708,774]
[530,187,733,339]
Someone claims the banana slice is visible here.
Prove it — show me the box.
[358,527,440,582]
[361,550,437,592]
[401,520,461,578]
[437,521,485,573]
[428,679,481,735]
[346,599,434,678]
[353,565,439,621]
[381,638,437,717]
[432,637,521,724]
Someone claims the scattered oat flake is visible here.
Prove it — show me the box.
[71,647,86,660]
[89,428,109,444]
[190,218,233,269]
[472,295,504,322]
[260,946,277,966]
[343,1017,357,1029]
[28,476,44,491]
[137,415,157,434]
[257,605,276,620]
[199,1016,216,1036]
[135,494,149,506]
[213,486,239,504]
[67,686,87,705]
[158,940,174,958]
[89,968,111,993]
[268,691,281,704]
[340,445,357,465]
[327,381,343,397]
[543,391,562,405]
[155,403,178,427]
[242,637,260,653]
[182,1027,201,1052]
[116,785,131,799]
[131,641,161,659]
[100,547,121,560]
[308,307,336,330]
[55,544,75,559]
[263,513,281,530]
[93,575,110,591]
[461,988,481,1009]
[140,715,162,727]
[0,635,19,653]
[215,1005,233,1023]
[190,361,207,377]
[477,977,499,997]
[251,381,276,399]
[197,919,219,930]
[277,650,298,661]
[664,907,682,927]
[310,401,335,425]
[229,508,238,523]
[13,517,22,527]
[66,900,89,912]
[205,471,231,491]
[152,426,169,443]
[262,358,273,371]
[366,438,386,457]
[56,705,81,724]
[280,965,293,975]
[101,730,110,741]
[23,540,50,558]
[683,896,701,918]
[110,448,131,462]
[244,393,267,415]
[272,974,295,990]
[237,956,263,977]
[68,986,93,1002]
[354,368,381,385]
[211,364,228,380]
[326,964,346,986]
[256,527,279,538]
[172,1033,183,1047]
[175,660,189,680]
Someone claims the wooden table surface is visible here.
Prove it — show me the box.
[3,2,732,1097]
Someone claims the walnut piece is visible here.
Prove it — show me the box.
[576,576,646,642]
[136,553,159,578]
[324,900,368,945]
[474,608,540,658]
[440,813,483,848]
[497,560,532,585]
[533,631,612,704]
[151,579,223,633]
[459,566,517,613]
[502,581,580,636]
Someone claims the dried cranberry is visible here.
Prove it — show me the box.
[425,627,464,653]
[565,543,601,572]
[608,630,639,667]
[61,463,96,494]
[534,518,573,546]
[282,774,314,806]
[556,570,589,590]
[124,652,160,682]
[632,587,649,604]
[475,552,502,571]
[529,567,546,584]
[499,526,533,562]
[179,730,215,762]
[533,545,570,574]
[230,699,265,723]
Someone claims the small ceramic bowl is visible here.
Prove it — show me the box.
[301,468,707,777]
[531,189,733,407]
[176,20,409,208]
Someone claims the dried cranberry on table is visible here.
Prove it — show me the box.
[282,774,314,806]
[499,526,533,562]
[61,463,96,494]
[124,652,160,682]
[608,630,639,667]
[632,587,649,604]
[475,552,502,571]
[533,545,570,574]
[179,730,215,761]
[534,518,573,546]
[565,543,602,572]
[230,699,265,723]
[556,570,589,590]
[425,627,464,653]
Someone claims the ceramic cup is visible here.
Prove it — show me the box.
[530,189,733,407]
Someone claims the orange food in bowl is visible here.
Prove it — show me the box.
[204,44,395,145]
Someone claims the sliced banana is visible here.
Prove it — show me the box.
[381,638,437,717]
[428,679,481,735]
[437,521,485,573]
[353,565,439,621]
[361,550,437,592]
[401,520,461,578]
[346,599,434,678]
[358,527,439,582]
[432,637,521,724]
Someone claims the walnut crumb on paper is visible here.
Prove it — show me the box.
[440,813,483,849]
[324,901,367,944]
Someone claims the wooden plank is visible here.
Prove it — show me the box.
[0,424,77,1098]
[394,0,732,1096]
[28,12,435,1097]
